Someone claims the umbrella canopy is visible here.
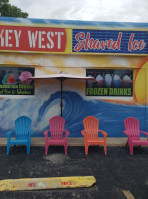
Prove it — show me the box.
[29,73,94,117]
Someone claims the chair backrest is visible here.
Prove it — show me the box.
[124,117,140,138]
[49,116,65,139]
[15,116,32,139]
[83,116,99,139]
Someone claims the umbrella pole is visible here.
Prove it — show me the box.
[60,80,63,117]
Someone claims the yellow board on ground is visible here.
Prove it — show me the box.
[0,176,96,191]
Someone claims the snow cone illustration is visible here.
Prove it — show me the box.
[123,75,132,87]
[2,73,17,84]
[19,71,32,84]
[105,74,112,87]
[96,74,104,87]
[87,75,93,88]
[113,74,120,88]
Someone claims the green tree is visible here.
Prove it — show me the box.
[0,0,28,18]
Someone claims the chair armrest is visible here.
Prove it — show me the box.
[81,130,87,139]
[6,130,15,138]
[98,130,108,137]
[81,130,85,136]
[123,130,130,136]
[140,131,148,140]
[44,130,50,137]
[140,131,148,136]
[64,130,70,138]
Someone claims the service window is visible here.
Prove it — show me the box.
[86,69,133,97]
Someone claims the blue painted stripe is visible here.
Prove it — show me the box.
[0,17,148,29]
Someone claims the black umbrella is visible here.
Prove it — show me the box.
[29,73,94,117]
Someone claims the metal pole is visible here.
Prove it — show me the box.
[60,79,63,117]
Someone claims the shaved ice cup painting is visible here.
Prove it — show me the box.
[2,73,17,85]
[19,71,33,85]
[0,17,148,140]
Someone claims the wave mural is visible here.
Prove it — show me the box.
[0,91,147,138]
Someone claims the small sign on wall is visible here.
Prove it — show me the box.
[0,67,35,95]
[86,69,133,97]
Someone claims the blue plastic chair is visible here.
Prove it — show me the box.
[6,116,34,155]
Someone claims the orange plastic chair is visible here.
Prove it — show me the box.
[44,116,70,155]
[123,117,148,155]
[81,116,108,155]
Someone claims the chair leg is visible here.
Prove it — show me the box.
[129,143,133,155]
[27,145,30,155]
[64,144,68,155]
[104,143,107,155]
[45,145,48,155]
[7,144,10,155]
[85,144,88,155]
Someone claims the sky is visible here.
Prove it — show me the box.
[9,0,148,23]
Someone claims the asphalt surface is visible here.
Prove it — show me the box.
[0,145,148,199]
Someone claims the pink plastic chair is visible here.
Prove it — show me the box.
[44,116,70,155]
[123,117,148,155]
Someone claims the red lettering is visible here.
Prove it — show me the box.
[112,32,122,50]
[108,39,113,49]
[74,31,122,52]
[27,183,36,187]
[96,41,100,49]
[84,32,90,50]
[116,32,122,50]
[61,181,72,185]
[89,38,94,49]
[139,40,146,50]
[100,40,106,50]
[74,32,85,51]
[128,33,146,51]
[133,40,139,50]
[128,33,134,51]
[92,39,99,49]
[112,41,116,50]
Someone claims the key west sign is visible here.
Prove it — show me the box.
[0,25,68,53]
[72,29,148,55]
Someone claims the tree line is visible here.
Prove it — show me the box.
[0,0,28,18]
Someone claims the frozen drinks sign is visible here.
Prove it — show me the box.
[0,25,67,53]
[72,29,148,55]
[86,69,133,97]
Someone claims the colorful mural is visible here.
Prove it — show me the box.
[0,17,148,138]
